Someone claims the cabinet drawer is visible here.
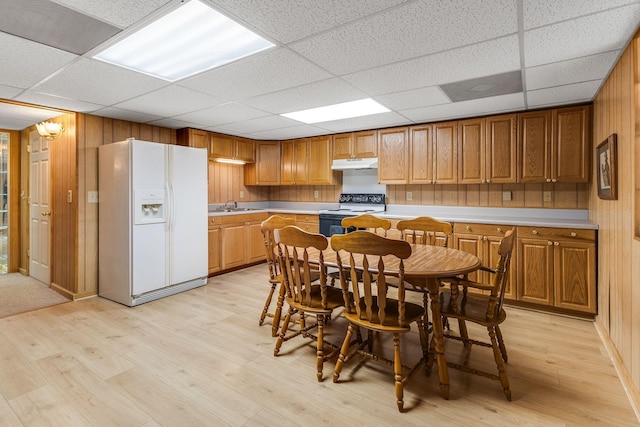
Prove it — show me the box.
[518,226,594,242]
[208,216,220,226]
[296,214,318,224]
[221,212,269,224]
[453,223,512,236]
[297,222,319,233]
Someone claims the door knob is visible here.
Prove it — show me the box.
[41,211,51,216]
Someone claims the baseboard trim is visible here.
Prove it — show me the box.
[594,318,640,422]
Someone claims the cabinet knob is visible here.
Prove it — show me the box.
[481,179,485,184]
[554,241,559,246]
[532,230,538,235]
[546,178,551,183]
[466,226,472,231]
[486,179,491,183]
[483,236,488,241]
[547,241,553,245]
[552,179,557,183]
[570,232,577,237]
[496,227,502,233]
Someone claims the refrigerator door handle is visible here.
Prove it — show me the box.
[166,181,175,231]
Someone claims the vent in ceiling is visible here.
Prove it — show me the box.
[439,70,523,102]
[0,0,120,55]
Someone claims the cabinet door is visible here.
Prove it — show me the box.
[409,124,433,184]
[353,130,377,158]
[517,237,554,305]
[308,135,335,185]
[554,240,596,313]
[458,118,485,184]
[244,142,280,185]
[221,224,246,269]
[453,233,483,283]
[518,110,551,182]
[235,138,255,163]
[333,133,353,159]
[177,128,209,151]
[210,133,235,160]
[208,226,221,274]
[433,122,458,184]
[486,234,516,300]
[552,106,590,183]
[486,114,517,183]
[293,139,309,185]
[378,127,409,184]
[280,140,295,185]
[246,222,266,263]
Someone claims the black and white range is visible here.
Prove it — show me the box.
[319,193,386,237]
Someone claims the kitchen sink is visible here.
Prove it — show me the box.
[215,207,263,212]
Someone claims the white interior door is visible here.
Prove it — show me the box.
[29,130,51,284]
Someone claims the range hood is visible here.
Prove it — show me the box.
[331,158,379,170]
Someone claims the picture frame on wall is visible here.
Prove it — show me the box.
[597,133,617,200]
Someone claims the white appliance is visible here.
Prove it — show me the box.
[98,138,208,306]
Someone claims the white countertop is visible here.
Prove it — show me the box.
[208,202,597,229]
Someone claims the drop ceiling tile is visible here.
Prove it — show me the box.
[16,92,105,113]
[114,86,226,117]
[290,0,517,75]
[146,117,194,129]
[523,0,636,30]
[526,51,621,90]
[173,103,270,127]
[179,48,332,101]
[243,125,330,140]
[0,117,43,130]
[0,102,65,130]
[524,4,640,67]
[208,0,409,43]
[374,87,451,111]
[527,80,601,107]
[0,85,22,100]
[400,93,525,123]
[313,112,410,133]
[342,36,520,95]
[241,78,367,114]
[0,32,77,89]
[33,58,167,106]
[216,115,301,134]
[51,0,173,28]
[91,106,163,124]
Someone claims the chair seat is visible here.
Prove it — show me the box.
[343,297,425,332]
[286,284,346,314]
[439,290,507,326]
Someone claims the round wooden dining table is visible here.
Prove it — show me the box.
[310,241,482,400]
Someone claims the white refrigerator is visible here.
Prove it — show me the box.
[98,138,208,306]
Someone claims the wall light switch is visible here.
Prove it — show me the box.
[406,192,413,201]
[543,191,552,202]
[502,191,512,202]
[88,191,99,203]
[314,190,319,199]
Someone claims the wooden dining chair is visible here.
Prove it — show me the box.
[259,215,296,337]
[274,225,346,381]
[331,231,428,412]
[434,229,515,401]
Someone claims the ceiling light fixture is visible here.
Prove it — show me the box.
[35,121,65,140]
[281,98,390,124]
[93,0,274,82]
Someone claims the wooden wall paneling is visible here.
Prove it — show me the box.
[6,130,20,272]
[102,118,114,144]
[524,183,544,207]
[112,119,132,142]
[487,183,503,206]
[139,124,153,142]
[466,184,480,205]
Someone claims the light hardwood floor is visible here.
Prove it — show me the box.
[0,264,637,426]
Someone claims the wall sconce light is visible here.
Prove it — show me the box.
[36,121,65,140]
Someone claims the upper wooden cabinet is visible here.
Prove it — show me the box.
[309,135,340,185]
[409,124,433,184]
[333,130,377,159]
[518,105,590,183]
[210,133,255,163]
[378,127,409,184]
[458,114,517,184]
[244,141,280,186]
[281,138,309,185]
[432,121,458,184]
[176,128,209,151]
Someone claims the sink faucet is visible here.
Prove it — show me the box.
[224,200,237,209]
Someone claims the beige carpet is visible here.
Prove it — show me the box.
[0,273,70,319]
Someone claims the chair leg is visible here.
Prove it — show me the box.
[393,333,404,412]
[274,307,294,356]
[272,282,286,337]
[260,282,277,326]
[334,323,354,383]
[458,319,470,347]
[416,318,429,376]
[316,315,325,382]
[488,326,511,401]
[496,325,508,363]
[367,330,374,352]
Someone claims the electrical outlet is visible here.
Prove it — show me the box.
[543,191,552,202]
[502,191,512,202]
[88,191,99,203]
[239,190,245,199]
[406,192,412,201]
[314,190,319,199]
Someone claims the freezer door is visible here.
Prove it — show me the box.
[168,145,208,285]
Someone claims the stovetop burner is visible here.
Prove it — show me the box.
[320,193,386,216]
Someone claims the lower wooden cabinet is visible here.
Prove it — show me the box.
[517,226,596,314]
[209,212,269,274]
[273,213,319,234]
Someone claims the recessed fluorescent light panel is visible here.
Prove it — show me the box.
[93,0,274,82]
[281,99,390,124]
